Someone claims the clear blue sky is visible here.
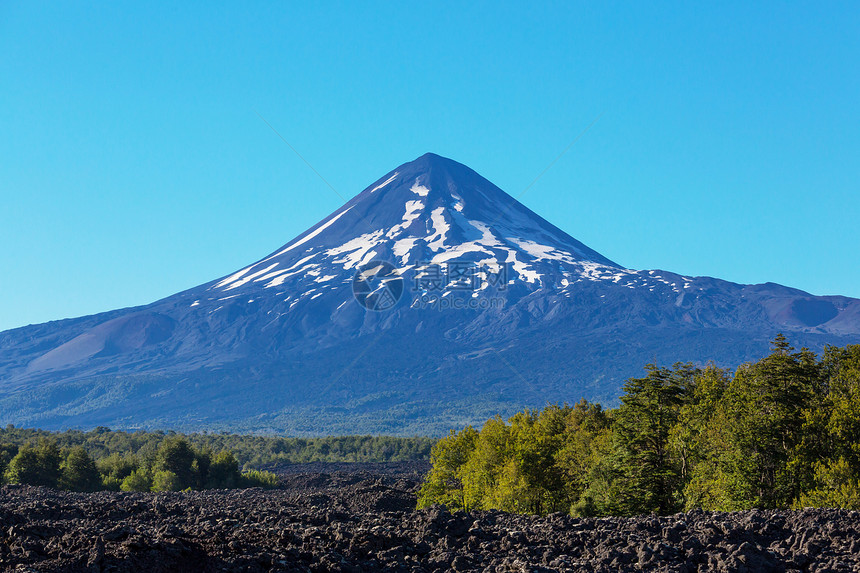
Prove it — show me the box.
[2,2,858,332]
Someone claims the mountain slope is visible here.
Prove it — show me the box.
[2,153,859,434]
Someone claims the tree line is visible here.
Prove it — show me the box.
[0,426,429,493]
[0,435,279,492]
[0,428,434,469]
[418,336,860,516]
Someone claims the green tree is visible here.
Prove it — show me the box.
[416,426,479,510]
[821,345,860,468]
[791,344,860,507]
[459,416,509,511]
[154,437,198,490]
[151,469,180,492]
[60,446,101,491]
[419,402,615,516]
[675,365,734,510]
[486,406,573,515]
[192,451,211,490]
[519,406,571,514]
[97,453,139,490]
[615,363,696,514]
[6,440,62,488]
[120,468,152,492]
[795,457,860,509]
[571,427,626,517]
[717,335,819,508]
[207,451,242,488]
[483,411,544,514]
[556,400,613,514]
[0,444,18,484]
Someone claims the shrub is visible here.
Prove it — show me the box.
[151,470,180,492]
[241,470,279,489]
[120,468,152,492]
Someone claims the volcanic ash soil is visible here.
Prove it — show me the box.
[1,463,860,572]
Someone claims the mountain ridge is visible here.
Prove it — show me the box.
[2,153,859,434]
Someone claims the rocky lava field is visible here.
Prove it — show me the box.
[1,462,859,572]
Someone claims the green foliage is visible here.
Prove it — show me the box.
[819,345,860,468]
[207,451,242,489]
[417,425,479,510]
[97,453,138,491]
[419,338,860,517]
[6,440,62,488]
[791,345,860,509]
[0,444,17,483]
[570,427,625,517]
[120,468,152,492]
[0,427,430,492]
[795,457,860,509]
[241,469,279,488]
[151,470,180,492]
[615,364,695,514]
[154,438,198,490]
[0,427,432,467]
[419,401,612,515]
[60,446,101,492]
[717,336,819,508]
[672,365,732,510]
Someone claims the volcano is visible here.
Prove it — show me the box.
[2,153,859,434]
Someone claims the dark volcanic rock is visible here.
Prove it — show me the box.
[1,466,860,572]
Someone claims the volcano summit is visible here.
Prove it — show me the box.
[2,153,859,434]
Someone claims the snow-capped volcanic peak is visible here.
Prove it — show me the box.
[5,152,859,435]
[209,153,627,297]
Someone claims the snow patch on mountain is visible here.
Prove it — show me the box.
[370,172,399,193]
[327,230,385,269]
[504,249,541,283]
[215,266,252,290]
[427,207,450,251]
[265,207,353,261]
[222,263,280,291]
[510,238,566,260]
[470,221,502,247]
[208,154,693,298]
[430,243,493,264]
[387,200,425,238]
[410,180,430,197]
[393,238,418,261]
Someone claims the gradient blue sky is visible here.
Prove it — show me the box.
[2,2,858,332]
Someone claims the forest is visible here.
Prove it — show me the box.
[5,335,859,510]
[0,429,432,492]
[418,336,860,516]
